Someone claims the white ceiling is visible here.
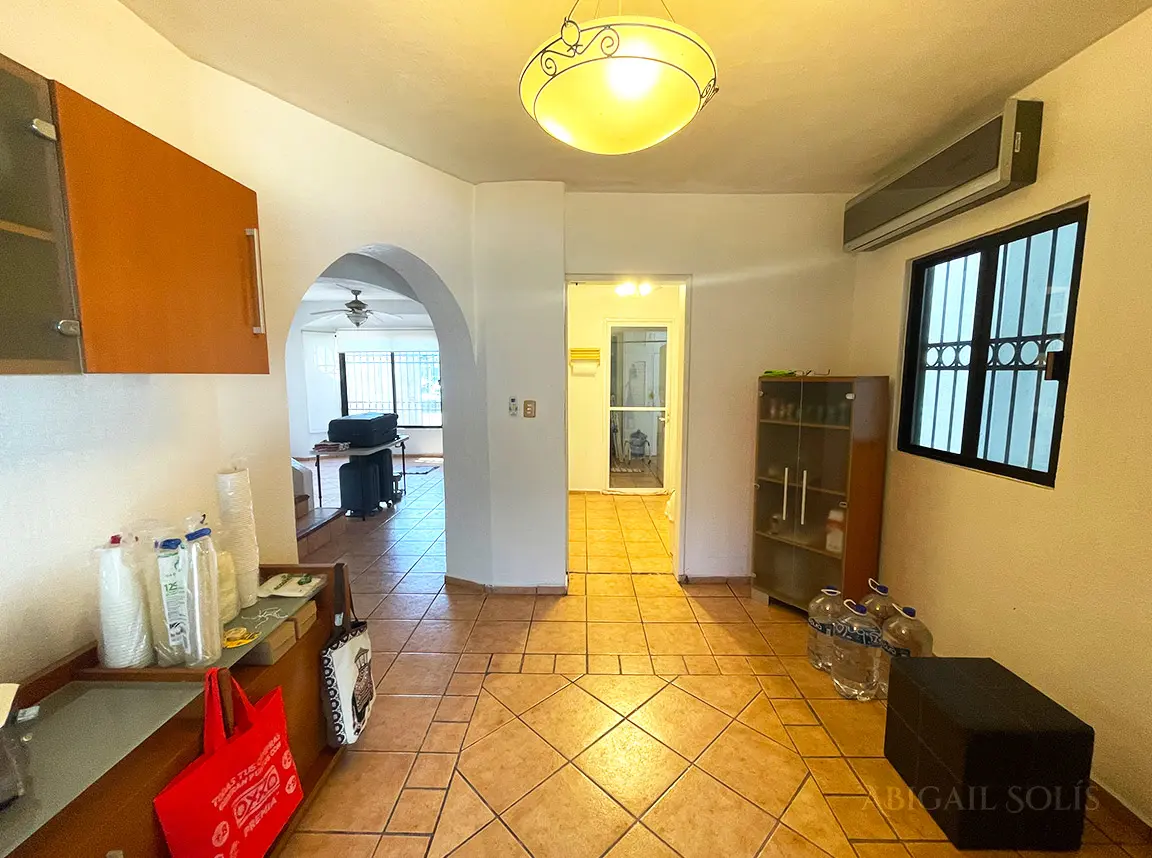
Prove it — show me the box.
[119,0,1151,193]
[300,277,432,330]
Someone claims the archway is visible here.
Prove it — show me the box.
[285,244,492,587]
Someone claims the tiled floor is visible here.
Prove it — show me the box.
[290,478,1144,858]
[569,491,673,574]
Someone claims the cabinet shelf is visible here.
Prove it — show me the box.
[755,529,844,560]
[756,475,846,497]
[759,418,850,431]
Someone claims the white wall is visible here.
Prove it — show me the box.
[567,194,856,580]
[0,0,480,680]
[848,9,1152,820]
[475,183,568,588]
[567,283,684,492]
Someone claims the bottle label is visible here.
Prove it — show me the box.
[158,552,189,649]
[834,620,881,647]
[881,640,912,658]
[807,617,834,635]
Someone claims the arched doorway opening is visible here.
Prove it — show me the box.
[284,244,491,587]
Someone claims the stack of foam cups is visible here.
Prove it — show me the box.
[97,538,154,668]
[216,468,260,608]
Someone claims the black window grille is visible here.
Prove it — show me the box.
[339,351,442,428]
[898,203,1088,486]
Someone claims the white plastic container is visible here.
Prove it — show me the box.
[860,577,898,626]
[825,509,845,554]
[155,538,190,664]
[96,535,154,668]
[879,606,934,697]
[831,600,881,700]
[184,527,222,668]
[806,587,843,672]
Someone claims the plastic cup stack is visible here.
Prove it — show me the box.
[97,537,154,668]
[216,468,261,608]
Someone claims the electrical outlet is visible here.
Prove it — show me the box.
[508,397,518,417]
[524,400,537,418]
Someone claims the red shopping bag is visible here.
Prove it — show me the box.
[154,668,302,858]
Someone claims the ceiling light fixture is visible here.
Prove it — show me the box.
[519,0,718,155]
[615,281,637,296]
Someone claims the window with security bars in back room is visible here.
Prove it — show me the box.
[898,202,1088,486]
[339,350,443,428]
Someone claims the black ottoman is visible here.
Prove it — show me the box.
[885,657,1094,851]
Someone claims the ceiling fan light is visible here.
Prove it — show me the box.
[520,15,718,156]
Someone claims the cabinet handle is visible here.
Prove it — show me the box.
[30,118,57,141]
[245,228,266,335]
[55,319,81,337]
[782,467,789,521]
[801,470,808,525]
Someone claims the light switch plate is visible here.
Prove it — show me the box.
[523,400,537,418]
[509,397,518,417]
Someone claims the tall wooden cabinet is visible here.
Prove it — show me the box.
[752,376,889,610]
[0,53,269,375]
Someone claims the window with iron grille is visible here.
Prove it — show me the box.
[339,351,442,428]
[898,203,1087,486]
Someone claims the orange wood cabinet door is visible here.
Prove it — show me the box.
[53,84,269,374]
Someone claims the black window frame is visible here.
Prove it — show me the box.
[897,202,1089,487]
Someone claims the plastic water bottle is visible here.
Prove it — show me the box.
[184,526,222,667]
[806,587,843,672]
[860,577,898,627]
[879,606,934,697]
[831,600,882,700]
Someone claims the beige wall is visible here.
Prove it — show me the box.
[848,10,1152,819]
[566,283,685,493]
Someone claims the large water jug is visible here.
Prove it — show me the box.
[878,606,933,697]
[806,587,843,672]
[860,577,898,627]
[831,600,881,700]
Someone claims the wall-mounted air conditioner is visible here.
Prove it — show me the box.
[844,98,1043,252]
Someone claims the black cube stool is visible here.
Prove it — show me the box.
[885,657,1094,851]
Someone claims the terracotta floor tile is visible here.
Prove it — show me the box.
[519,653,554,673]
[587,596,642,622]
[281,833,379,858]
[682,655,720,674]
[421,721,467,753]
[504,765,634,858]
[358,696,438,752]
[827,795,899,840]
[369,593,435,620]
[672,675,762,716]
[697,721,808,816]
[589,555,633,572]
[782,657,842,698]
[372,652,398,686]
[681,583,735,598]
[650,655,687,675]
[810,699,887,756]
[589,653,621,673]
[426,773,494,858]
[781,778,856,858]
[533,595,587,621]
[555,653,587,674]
[454,653,490,673]
[688,598,752,623]
[788,724,843,756]
[637,596,696,622]
[402,620,474,653]
[807,757,867,795]
[569,556,589,572]
[456,719,565,812]
[478,594,537,621]
[577,675,669,716]
[447,820,530,857]
[701,623,773,655]
[575,720,689,815]
[619,654,654,674]
[434,695,476,723]
[300,750,414,832]
[715,655,754,675]
[522,684,622,758]
[851,845,912,858]
[407,753,456,789]
[446,673,484,696]
[353,571,407,594]
[643,767,775,858]
[379,653,459,695]
[747,655,788,675]
[632,576,683,596]
[848,758,947,840]
[392,573,445,594]
[761,622,810,656]
[482,673,569,714]
[526,621,588,654]
[604,824,679,857]
[465,621,530,653]
[644,623,711,655]
[742,599,806,624]
[488,652,523,672]
[758,825,837,858]
[367,620,418,652]
[372,834,430,858]
[734,694,795,750]
[462,690,516,748]
[567,574,587,595]
[626,542,672,559]
[588,622,650,654]
[629,685,731,759]
[758,675,803,699]
[587,574,636,596]
[424,595,485,621]
[386,788,445,834]
[630,556,673,573]
[773,699,820,725]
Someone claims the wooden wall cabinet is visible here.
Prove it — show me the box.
[752,375,889,609]
[0,52,269,375]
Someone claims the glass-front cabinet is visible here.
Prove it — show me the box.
[752,375,890,609]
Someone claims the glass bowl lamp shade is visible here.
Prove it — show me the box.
[519,15,718,155]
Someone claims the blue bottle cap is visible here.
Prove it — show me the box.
[159,538,183,550]
[869,577,889,596]
[850,603,867,615]
[903,606,917,618]
[186,527,212,541]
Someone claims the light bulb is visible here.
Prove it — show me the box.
[615,282,637,297]
[607,56,660,101]
[638,282,652,296]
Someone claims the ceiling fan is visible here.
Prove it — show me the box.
[308,289,401,328]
